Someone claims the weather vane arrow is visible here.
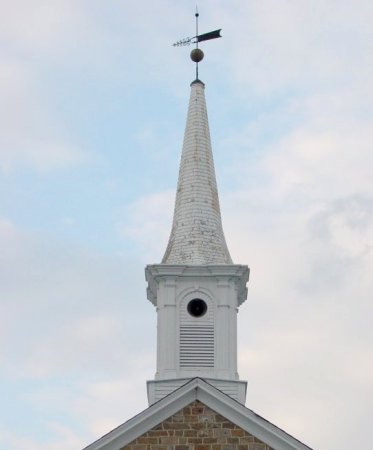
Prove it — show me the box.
[173,7,222,80]
[172,29,222,47]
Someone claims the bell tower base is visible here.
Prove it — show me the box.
[147,378,247,405]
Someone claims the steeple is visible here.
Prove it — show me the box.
[84,15,313,450]
[146,17,249,406]
[162,79,232,265]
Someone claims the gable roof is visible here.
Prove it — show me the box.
[82,378,313,450]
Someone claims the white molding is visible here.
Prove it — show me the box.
[146,264,249,306]
[196,380,312,450]
[83,378,312,450]
[147,377,247,405]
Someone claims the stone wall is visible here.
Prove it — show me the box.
[122,400,274,450]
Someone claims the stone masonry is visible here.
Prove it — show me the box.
[122,400,274,450]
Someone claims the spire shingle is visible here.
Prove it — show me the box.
[162,80,232,265]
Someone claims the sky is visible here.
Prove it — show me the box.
[0,1,372,449]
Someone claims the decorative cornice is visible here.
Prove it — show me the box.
[145,264,249,306]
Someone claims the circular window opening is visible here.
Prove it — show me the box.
[187,298,207,318]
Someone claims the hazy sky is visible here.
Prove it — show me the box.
[0,1,372,449]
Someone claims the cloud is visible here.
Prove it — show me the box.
[0,56,86,172]
[0,217,157,449]
[120,190,174,263]
[214,0,373,95]
[0,426,83,450]
[0,0,192,173]
[20,356,153,449]
[0,1,98,172]
[1,2,372,450]
[0,218,154,377]
[221,180,373,450]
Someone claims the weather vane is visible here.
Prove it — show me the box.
[173,7,222,80]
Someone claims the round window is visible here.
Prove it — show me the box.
[187,298,207,317]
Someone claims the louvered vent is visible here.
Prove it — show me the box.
[180,325,214,367]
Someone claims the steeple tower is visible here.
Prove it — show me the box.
[84,12,314,450]
[146,19,249,405]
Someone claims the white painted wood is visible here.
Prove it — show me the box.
[83,378,313,450]
[146,80,249,405]
[146,264,249,403]
[162,80,232,265]
[147,377,247,405]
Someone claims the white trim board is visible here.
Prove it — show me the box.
[82,378,313,450]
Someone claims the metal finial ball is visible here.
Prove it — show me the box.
[190,48,204,63]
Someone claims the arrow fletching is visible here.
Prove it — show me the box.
[196,29,222,42]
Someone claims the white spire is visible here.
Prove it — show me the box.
[162,80,232,265]
[146,79,249,406]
